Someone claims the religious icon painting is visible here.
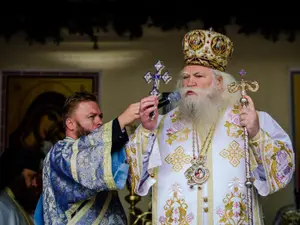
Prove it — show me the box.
[0,70,100,157]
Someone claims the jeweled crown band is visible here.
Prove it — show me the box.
[182,29,234,72]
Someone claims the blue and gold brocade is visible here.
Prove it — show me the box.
[37,120,129,225]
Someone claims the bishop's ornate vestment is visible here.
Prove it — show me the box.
[126,105,294,225]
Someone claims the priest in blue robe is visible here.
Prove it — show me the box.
[0,149,42,225]
[34,91,142,225]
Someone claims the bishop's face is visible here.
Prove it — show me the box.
[178,65,223,124]
[181,65,222,94]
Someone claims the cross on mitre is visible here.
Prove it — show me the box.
[144,60,172,96]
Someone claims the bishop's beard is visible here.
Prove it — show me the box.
[178,83,224,137]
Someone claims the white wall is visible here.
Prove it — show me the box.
[0,24,299,224]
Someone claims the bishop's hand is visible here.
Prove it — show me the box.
[239,95,260,139]
[140,95,159,131]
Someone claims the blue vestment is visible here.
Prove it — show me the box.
[0,188,34,225]
[35,120,129,225]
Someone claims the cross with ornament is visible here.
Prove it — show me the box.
[143,60,172,97]
[228,69,259,105]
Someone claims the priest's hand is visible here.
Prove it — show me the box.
[239,95,260,139]
[140,95,159,131]
[118,103,141,130]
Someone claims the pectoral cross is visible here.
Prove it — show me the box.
[227,69,259,225]
[144,60,172,96]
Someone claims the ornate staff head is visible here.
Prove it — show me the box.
[227,69,259,106]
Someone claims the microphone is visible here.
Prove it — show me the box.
[150,92,181,118]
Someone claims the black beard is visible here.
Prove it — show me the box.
[12,176,41,213]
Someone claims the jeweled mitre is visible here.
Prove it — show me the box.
[182,29,234,72]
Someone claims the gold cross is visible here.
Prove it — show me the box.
[165,146,192,172]
[220,140,244,167]
[227,69,259,106]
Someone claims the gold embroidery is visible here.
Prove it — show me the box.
[70,139,80,182]
[224,105,244,138]
[224,121,243,138]
[264,143,273,153]
[249,142,263,164]
[132,158,138,168]
[130,133,136,141]
[231,104,240,114]
[126,143,141,194]
[251,129,294,193]
[268,140,294,189]
[126,145,138,169]
[159,183,194,224]
[166,127,191,145]
[165,146,192,172]
[126,145,137,155]
[217,177,248,224]
[220,140,244,167]
[165,111,191,145]
[170,111,179,123]
[102,121,116,190]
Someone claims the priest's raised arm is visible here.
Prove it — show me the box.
[37,91,141,225]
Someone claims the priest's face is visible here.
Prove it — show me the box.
[69,101,103,138]
[15,169,42,213]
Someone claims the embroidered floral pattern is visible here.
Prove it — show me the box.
[170,111,180,123]
[166,127,191,145]
[268,140,294,189]
[159,183,194,225]
[224,121,244,138]
[165,111,190,145]
[249,127,294,194]
[126,143,140,191]
[224,105,244,139]
[249,141,263,164]
[228,105,241,125]
[217,177,248,224]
